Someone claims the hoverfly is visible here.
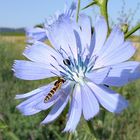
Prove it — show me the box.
[44,78,65,103]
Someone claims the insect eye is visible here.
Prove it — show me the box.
[62,79,66,83]
[63,59,71,66]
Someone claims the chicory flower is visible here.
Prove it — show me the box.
[13,6,140,132]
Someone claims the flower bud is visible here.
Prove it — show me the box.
[121,24,129,34]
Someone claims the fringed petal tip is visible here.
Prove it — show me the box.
[16,105,41,116]
[21,110,41,116]
[85,111,100,121]
[15,86,47,99]
[15,93,33,99]
[12,60,55,80]
[62,127,76,133]
[15,95,22,99]
[12,60,17,68]
[25,27,47,42]
[12,60,19,74]
[40,120,48,125]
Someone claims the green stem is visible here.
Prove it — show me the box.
[68,133,73,140]
[76,0,81,22]
[87,120,97,139]
[101,109,106,124]
[99,0,110,34]
[53,131,63,140]
[100,109,106,138]
[125,23,140,39]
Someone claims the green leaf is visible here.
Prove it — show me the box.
[5,132,19,140]
[0,123,8,130]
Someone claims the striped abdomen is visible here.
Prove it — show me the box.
[44,78,65,103]
[44,87,57,103]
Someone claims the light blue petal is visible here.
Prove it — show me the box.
[13,60,57,80]
[16,83,53,108]
[91,16,107,56]
[94,41,136,69]
[78,14,91,47]
[19,107,41,116]
[15,85,49,99]
[34,97,58,110]
[45,11,61,26]
[88,32,95,58]
[17,93,43,116]
[64,0,77,18]
[24,41,60,63]
[86,67,111,84]
[26,27,47,42]
[73,30,82,55]
[63,84,82,132]
[97,26,124,57]
[73,14,92,61]
[16,82,58,115]
[45,0,77,27]
[23,41,65,72]
[103,61,140,87]
[81,84,99,120]
[41,84,72,124]
[88,82,128,113]
[46,18,78,60]
[35,90,61,110]
[41,96,68,124]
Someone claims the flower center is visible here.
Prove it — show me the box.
[62,57,87,84]
[72,70,84,84]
